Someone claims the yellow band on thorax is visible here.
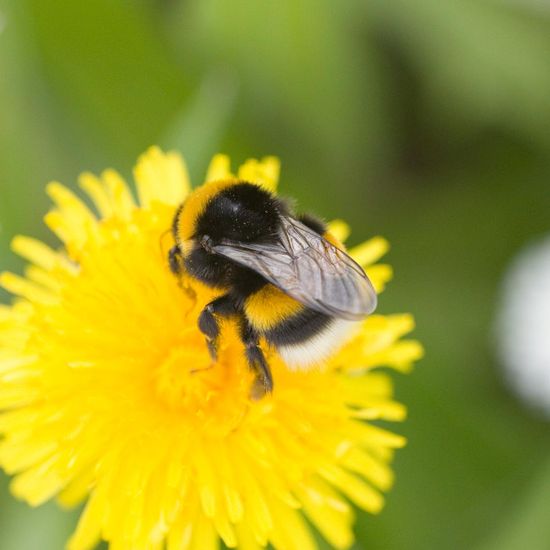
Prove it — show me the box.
[175,180,238,245]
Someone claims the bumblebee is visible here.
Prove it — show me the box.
[168,180,377,396]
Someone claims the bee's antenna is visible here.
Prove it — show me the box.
[159,229,172,258]
[160,228,197,305]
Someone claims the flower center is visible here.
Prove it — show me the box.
[154,334,214,411]
[152,323,256,435]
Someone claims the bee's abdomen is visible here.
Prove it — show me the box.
[269,314,359,369]
[245,285,359,370]
[244,284,304,332]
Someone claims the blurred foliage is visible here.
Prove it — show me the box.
[1,0,550,548]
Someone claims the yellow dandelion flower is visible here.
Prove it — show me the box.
[0,147,423,550]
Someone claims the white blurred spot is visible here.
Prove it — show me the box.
[495,234,550,418]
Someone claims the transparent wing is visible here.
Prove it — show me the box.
[211,216,377,320]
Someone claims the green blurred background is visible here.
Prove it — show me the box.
[1,1,550,548]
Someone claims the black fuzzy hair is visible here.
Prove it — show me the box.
[196,182,287,244]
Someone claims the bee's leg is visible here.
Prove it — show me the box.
[198,294,238,361]
[169,245,197,303]
[168,245,183,275]
[240,321,273,398]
